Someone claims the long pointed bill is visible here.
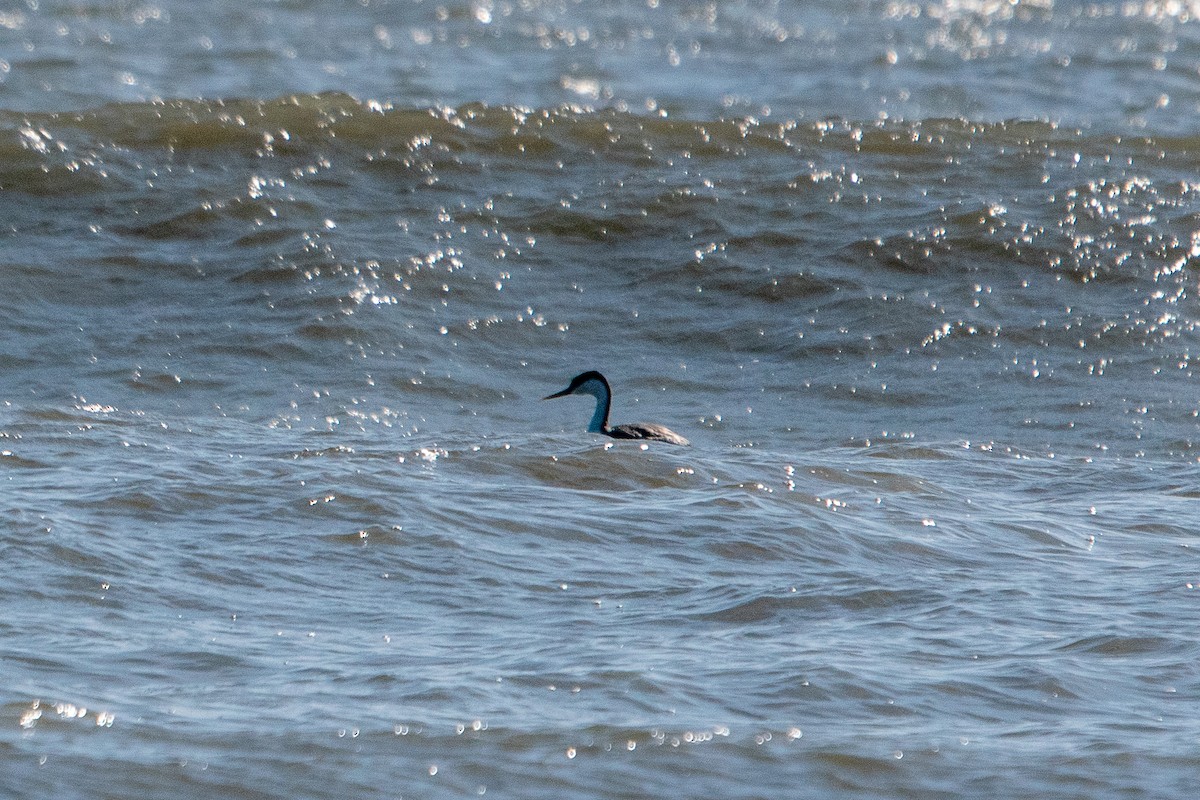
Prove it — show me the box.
[543,387,572,400]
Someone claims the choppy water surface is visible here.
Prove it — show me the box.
[4,2,1200,798]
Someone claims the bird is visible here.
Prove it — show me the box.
[543,370,690,446]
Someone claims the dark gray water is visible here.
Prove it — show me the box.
[4,2,1200,798]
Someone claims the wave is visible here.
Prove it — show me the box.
[7,92,1198,181]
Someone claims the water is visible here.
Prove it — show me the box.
[3,1,1200,797]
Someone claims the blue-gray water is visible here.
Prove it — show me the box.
[3,1,1200,797]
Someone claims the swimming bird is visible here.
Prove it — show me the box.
[543,370,690,446]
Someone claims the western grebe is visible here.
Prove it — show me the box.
[543,370,690,446]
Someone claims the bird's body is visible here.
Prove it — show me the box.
[543,370,690,446]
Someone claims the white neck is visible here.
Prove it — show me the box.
[577,378,611,433]
[587,397,607,433]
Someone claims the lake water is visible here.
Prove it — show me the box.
[3,1,1200,797]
